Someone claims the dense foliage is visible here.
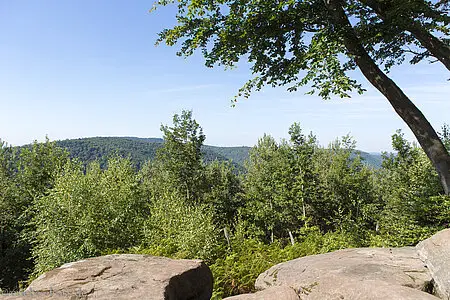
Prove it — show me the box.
[151,0,450,197]
[55,136,250,172]
[31,158,147,275]
[24,137,382,171]
[1,112,448,298]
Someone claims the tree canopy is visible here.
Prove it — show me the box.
[152,0,450,194]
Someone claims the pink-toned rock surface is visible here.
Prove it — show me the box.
[0,294,67,300]
[2,254,212,300]
[4,229,450,299]
[223,286,299,300]
[416,228,450,299]
[255,247,438,300]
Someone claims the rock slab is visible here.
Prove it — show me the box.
[255,247,438,300]
[6,254,212,300]
[417,228,450,300]
[223,286,299,300]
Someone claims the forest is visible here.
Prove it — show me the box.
[52,136,381,171]
[54,136,250,172]
[1,110,449,299]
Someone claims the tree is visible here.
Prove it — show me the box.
[0,139,69,290]
[152,0,450,194]
[32,157,147,274]
[156,110,206,203]
[0,141,30,291]
[375,130,449,246]
[288,123,320,225]
[243,135,299,242]
[17,138,70,205]
[312,136,379,233]
[140,111,223,262]
[203,160,243,229]
[242,128,320,242]
[355,0,450,70]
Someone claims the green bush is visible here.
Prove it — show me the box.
[1,139,69,291]
[210,237,287,299]
[373,130,449,247]
[142,190,222,263]
[31,157,147,275]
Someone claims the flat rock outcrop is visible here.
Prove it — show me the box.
[223,286,299,300]
[3,254,212,300]
[255,247,438,300]
[3,229,450,299]
[0,294,67,300]
[416,228,450,299]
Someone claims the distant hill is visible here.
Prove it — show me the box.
[55,137,250,171]
[202,145,251,167]
[358,151,383,169]
[53,137,382,171]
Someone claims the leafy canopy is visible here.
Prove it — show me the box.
[153,0,449,101]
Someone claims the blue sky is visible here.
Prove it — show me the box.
[1,1,449,152]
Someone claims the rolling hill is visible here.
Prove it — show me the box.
[54,137,382,170]
[55,137,250,171]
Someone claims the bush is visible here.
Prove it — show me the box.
[142,190,222,263]
[31,158,147,275]
[210,237,286,299]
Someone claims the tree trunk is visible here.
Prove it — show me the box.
[324,0,450,195]
[359,0,450,71]
[301,183,306,219]
[288,230,295,246]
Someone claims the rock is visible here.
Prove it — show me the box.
[223,286,299,300]
[9,254,212,300]
[286,277,439,300]
[416,228,450,299]
[255,247,438,300]
[0,293,67,300]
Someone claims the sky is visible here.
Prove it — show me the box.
[1,1,449,152]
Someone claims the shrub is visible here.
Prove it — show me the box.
[31,158,147,275]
